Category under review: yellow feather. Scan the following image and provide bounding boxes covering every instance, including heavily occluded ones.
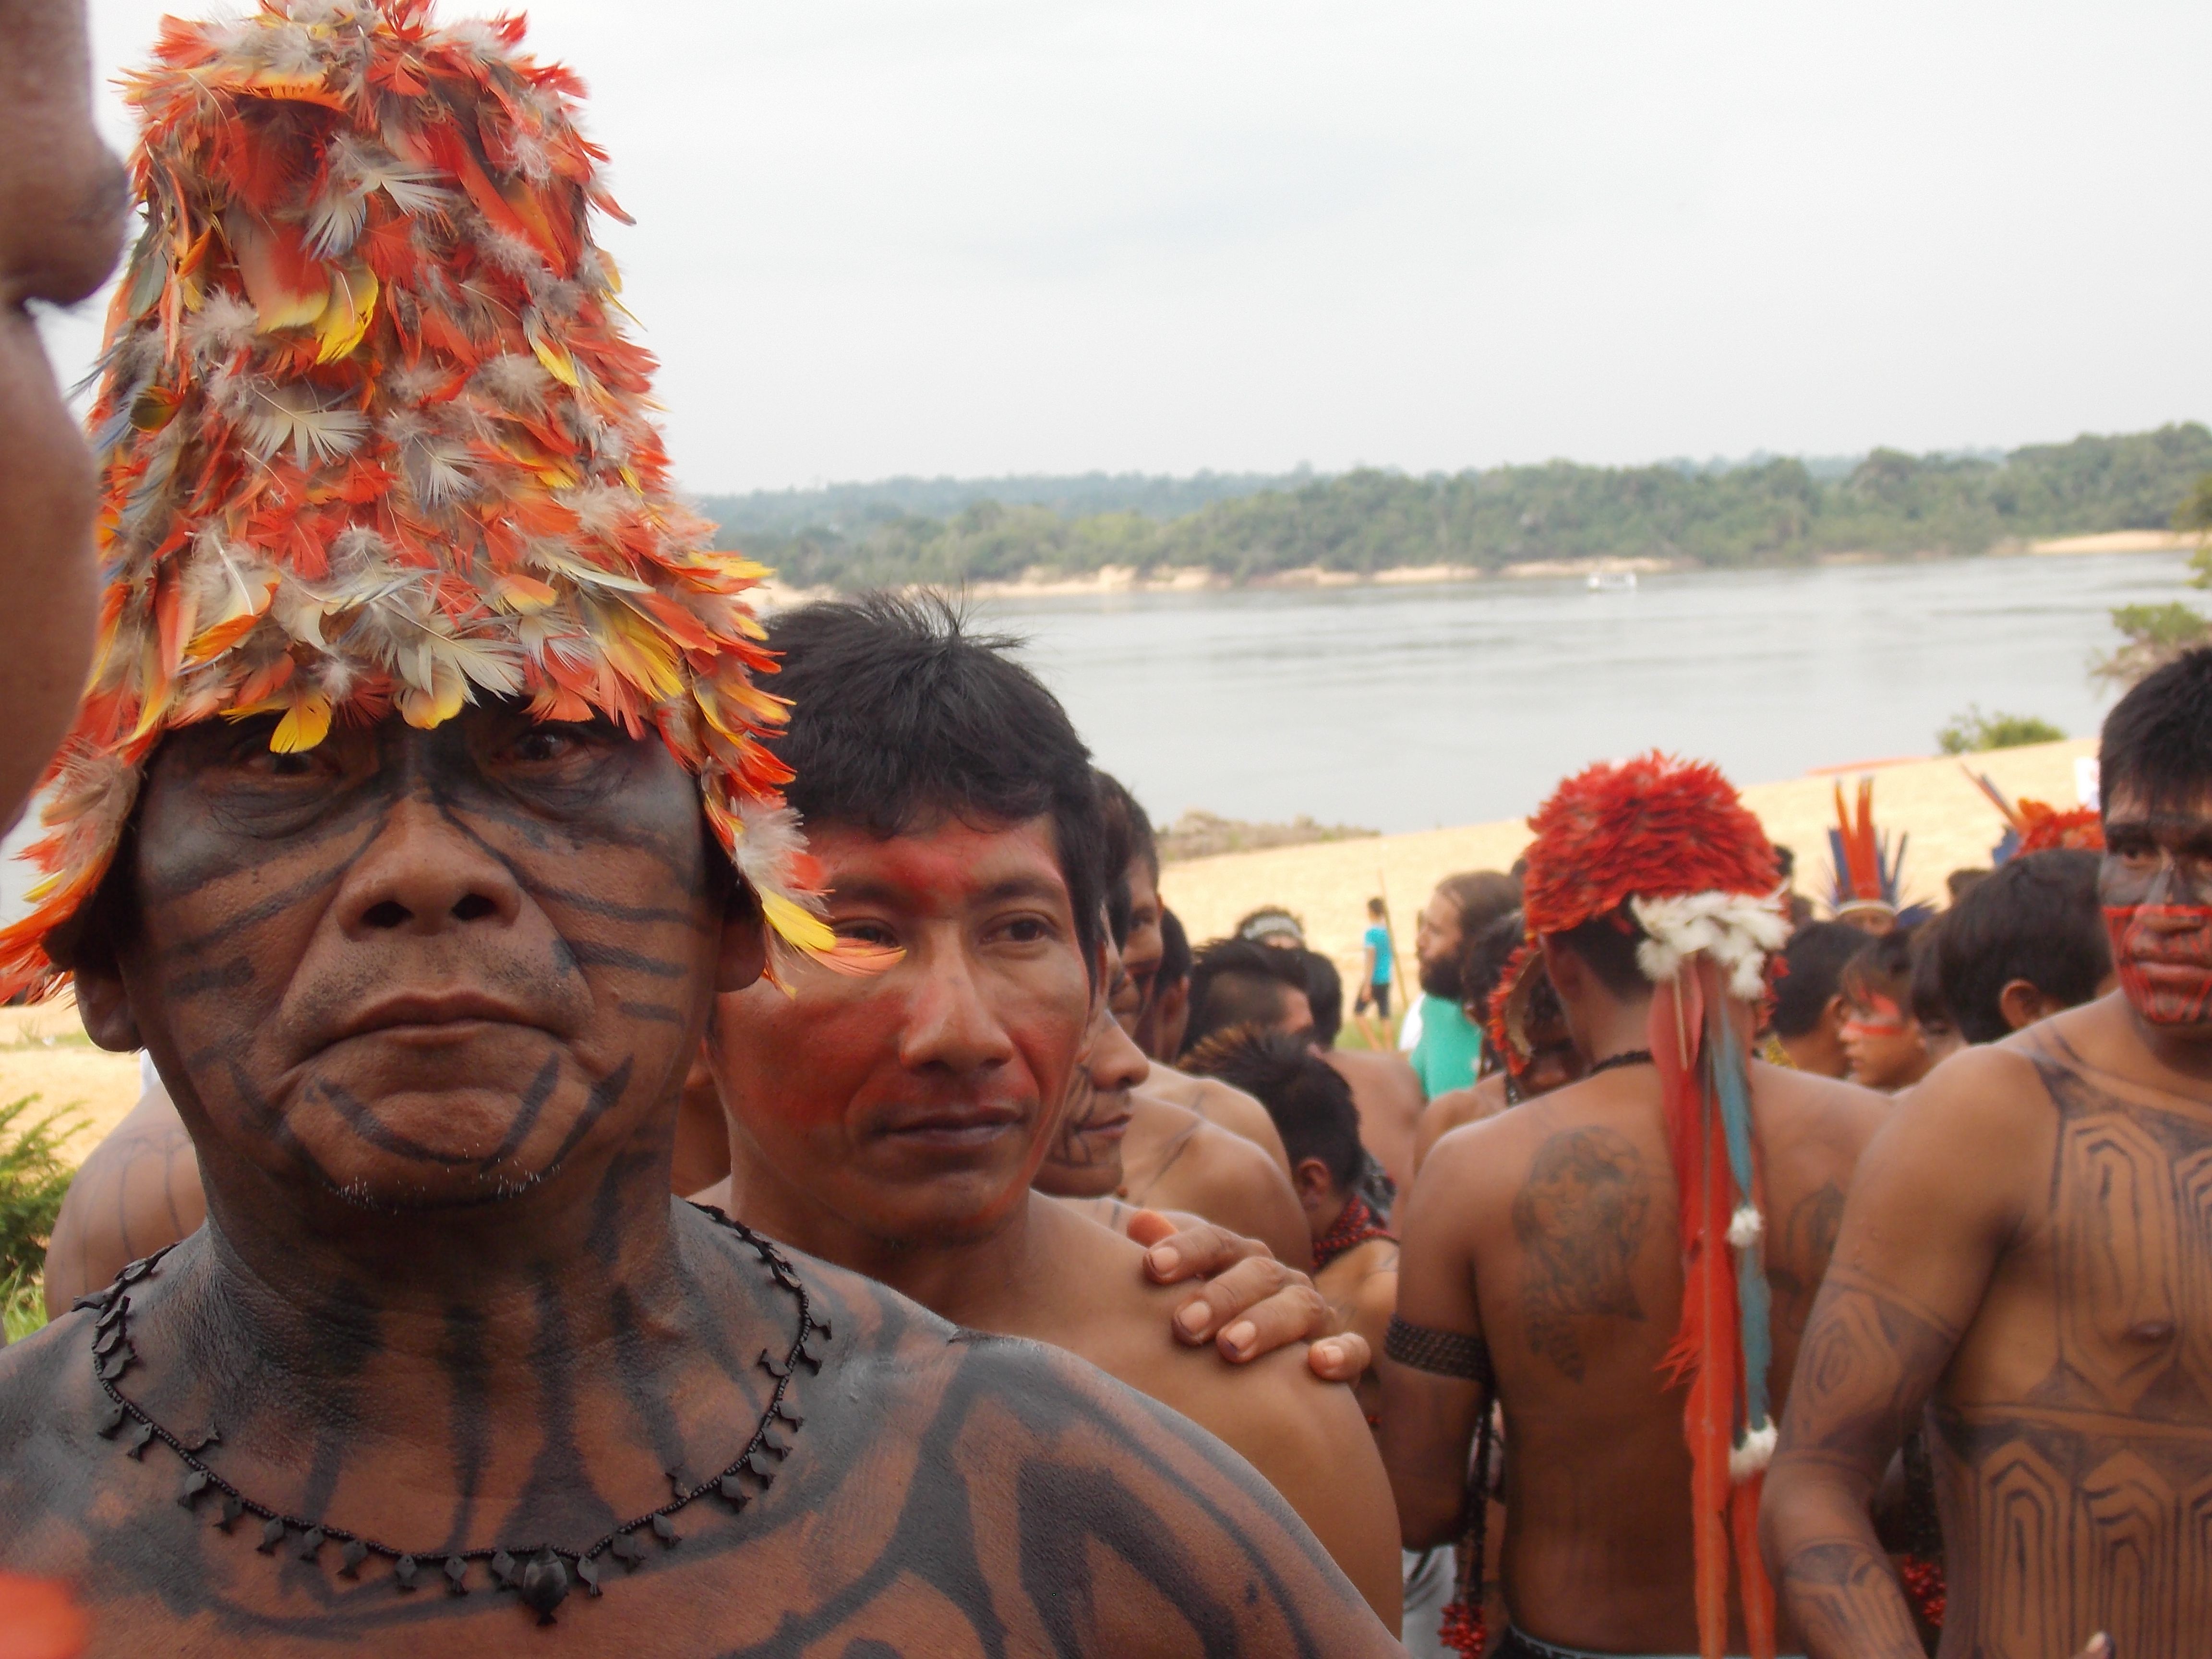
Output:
[314,261,379,363]
[760,891,837,955]
[271,694,333,753]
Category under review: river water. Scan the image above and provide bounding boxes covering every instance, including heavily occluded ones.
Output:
[982,551,2188,836]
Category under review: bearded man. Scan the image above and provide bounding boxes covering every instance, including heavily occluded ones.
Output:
[1762,650,2212,1659]
[0,10,1398,1654]
[1384,756,1888,1659]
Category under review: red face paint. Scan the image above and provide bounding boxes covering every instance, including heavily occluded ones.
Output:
[2104,904,2212,1027]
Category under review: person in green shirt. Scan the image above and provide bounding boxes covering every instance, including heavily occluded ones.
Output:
[1406,871,1520,1097]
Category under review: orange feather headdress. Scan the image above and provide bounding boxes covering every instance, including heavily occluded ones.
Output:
[0,0,837,998]
[1522,754,1786,1659]
[1963,766,2105,859]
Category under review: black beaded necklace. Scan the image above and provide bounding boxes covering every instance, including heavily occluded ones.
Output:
[77,1204,825,1625]
[1587,1048,1656,1076]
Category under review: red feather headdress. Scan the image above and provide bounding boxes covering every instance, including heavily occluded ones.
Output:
[0,0,842,998]
[1523,754,1785,1659]
[2017,802,2104,855]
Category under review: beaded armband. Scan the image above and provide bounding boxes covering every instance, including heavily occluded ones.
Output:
[1384,1316,1494,1385]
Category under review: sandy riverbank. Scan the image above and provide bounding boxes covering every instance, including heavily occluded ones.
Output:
[744,536,2202,611]
[1160,737,2097,999]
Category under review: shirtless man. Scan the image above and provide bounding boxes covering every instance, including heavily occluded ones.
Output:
[0,0,127,823]
[1384,756,1888,1658]
[1096,781,1295,1175]
[1413,909,1588,1171]
[1190,1030,1398,1419]
[698,594,1402,1629]
[0,14,1396,1649]
[1762,650,2212,1659]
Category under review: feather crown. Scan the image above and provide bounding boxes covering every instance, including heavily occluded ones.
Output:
[0,0,830,998]
[1827,778,1905,914]
[1520,753,1779,944]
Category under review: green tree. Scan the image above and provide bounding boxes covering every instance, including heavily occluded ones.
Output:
[2177,470,2212,589]
[1936,704,2067,755]
[2092,601,2212,691]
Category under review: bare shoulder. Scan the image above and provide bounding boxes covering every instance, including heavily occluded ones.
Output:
[1749,1060,1893,1186]
[1326,1048,1422,1099]
[1186,1075,1292,1165]
[798,1247,1395,1652]
[0,1306,114,1551]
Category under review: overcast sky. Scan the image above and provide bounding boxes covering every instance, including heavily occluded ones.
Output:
[45,0,2212,495]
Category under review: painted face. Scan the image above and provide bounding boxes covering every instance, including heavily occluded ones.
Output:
[1038,939,1150,1199]
[2099,790,2212,1032]
[1840,990,1929,1092]
[714,816,1093,1246]
[94,707,737,1211]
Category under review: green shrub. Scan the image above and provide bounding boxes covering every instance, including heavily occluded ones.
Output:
[0,1096,79,1340]
[2093,601,2212,690]
[1937,705,2068,755]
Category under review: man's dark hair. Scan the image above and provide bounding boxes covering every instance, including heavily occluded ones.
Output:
[1157,907,1192,988]
[1771,921,1866,1038]
[1839,925,1916,1008]
[1181,937,1310,1057]
[1184,1028,1363,1191]
[1937,850,2111,1044]
[1549,907,1650,1000]
[1455,909,1527,1022]
[1301,950,1344,1047]
[2102,645,2212,813]
[1909,914,1952,1031]
[1095,772,1157,882]
[766,592,1105,976]
[1423,870,1522,998]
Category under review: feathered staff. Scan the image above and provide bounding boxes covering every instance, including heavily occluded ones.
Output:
[1523,755,1787,1659]
[0,0,863,997]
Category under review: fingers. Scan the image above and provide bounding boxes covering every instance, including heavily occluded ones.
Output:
[2077,1636,2114,1659]
[1142,1220,1267,1286]
[1169,1257,1330,1362]
[1308,1333,1372,1383]
[1124,1209,1178,1250]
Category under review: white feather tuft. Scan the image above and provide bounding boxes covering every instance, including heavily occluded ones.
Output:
[1730,1425,1778,1482]
[1630,890,1791,999]
[1726,1204,1764,1250]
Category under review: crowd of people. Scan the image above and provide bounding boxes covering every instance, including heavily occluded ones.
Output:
[0,5,2206,1658]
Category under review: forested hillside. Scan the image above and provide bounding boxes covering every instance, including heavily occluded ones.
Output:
[697,423,2212,590]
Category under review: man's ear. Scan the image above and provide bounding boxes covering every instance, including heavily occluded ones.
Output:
[1999,979,2061,1032]
[1819,993,1851,1038]
[71,963,142,1053]
[716,882,768,994]
[1537,934,1580,999]
[1291,1156,1334,1203]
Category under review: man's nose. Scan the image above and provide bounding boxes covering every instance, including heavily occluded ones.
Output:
[334,790,523,938]
[898,945,1015,1075]
[1088,1008,1149,1092]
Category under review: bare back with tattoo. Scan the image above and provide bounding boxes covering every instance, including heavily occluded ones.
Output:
[1766,996,2212,1658]
[1394,1060,1884,1650]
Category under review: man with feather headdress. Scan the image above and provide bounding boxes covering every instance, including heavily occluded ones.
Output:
[1381,754,1888,1659]
[0,7,1402,1653]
